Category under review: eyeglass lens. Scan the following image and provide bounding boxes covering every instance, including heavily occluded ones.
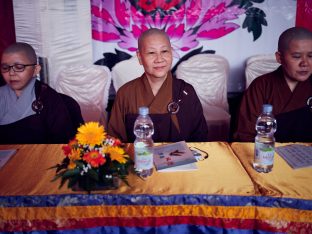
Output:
[0,64,36,73]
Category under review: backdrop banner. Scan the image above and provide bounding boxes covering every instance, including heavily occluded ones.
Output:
[91,0,296,92]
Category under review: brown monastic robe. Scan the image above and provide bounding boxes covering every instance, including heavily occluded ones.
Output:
[108,73,208,143]
[234,66,312,142]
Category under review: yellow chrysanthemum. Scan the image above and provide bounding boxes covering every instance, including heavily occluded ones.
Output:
[76,122,106,147]
[68,148,82,161]
[106,146,129,164]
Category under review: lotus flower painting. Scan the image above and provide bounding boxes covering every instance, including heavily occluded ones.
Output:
[91,0,267,67]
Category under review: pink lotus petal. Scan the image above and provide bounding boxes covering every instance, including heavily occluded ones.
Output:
[144,12,171,29]
[131,25,149,39]
[218,5,246,21]
[132,25,142,39]
[92,15,119,34]
[166,24,185,38]
[118,32,139,51]
[91,5,114,24]
[197,26,237,39]
[131,5,146,25]
[170,5,185,25]
[202,2,226,24]
[171,30,199,52]
[186,0,201,28]
[115,0,130,28]
[92,31,120,42]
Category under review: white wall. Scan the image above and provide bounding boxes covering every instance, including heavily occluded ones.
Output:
[212,0,296,92]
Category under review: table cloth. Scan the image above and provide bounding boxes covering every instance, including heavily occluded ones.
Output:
[0,142,311,233]
[230,142,312,199]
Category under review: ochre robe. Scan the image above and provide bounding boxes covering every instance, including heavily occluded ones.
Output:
[108,73,208,143]
[234,66,312,142]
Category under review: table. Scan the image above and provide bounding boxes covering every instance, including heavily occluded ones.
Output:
[0,142,311,233]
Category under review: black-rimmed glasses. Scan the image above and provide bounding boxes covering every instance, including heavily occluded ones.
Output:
[1,64,36,73]
[189,147,209,161]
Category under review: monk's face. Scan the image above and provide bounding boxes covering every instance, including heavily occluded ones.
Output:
[137,33,173,81]
[276,39,312,83]
[1,51,40,97]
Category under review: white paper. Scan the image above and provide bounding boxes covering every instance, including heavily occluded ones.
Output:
[276,145,312,169]
[153,141,198,171]
[157,163,198,172]
[0,149,16,169]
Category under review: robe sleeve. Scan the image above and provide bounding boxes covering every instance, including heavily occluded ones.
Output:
[107,89,128,142]
[190,89,209,142]
[179,83,208,142]
[233,78,266,142]
[43,87,76,143]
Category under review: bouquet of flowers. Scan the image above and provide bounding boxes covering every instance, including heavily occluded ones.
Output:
[51,122,132,193]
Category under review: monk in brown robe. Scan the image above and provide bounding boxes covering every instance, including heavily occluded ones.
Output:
[108,28,208,143]
[234,27,312,142]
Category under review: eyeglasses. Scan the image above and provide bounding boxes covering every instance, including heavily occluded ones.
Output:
[189,147,209,161]
[1,64,36,73]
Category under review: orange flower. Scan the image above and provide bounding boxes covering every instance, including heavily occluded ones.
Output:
[83,150,106,168]
[68,161,76,169]
[106,146,129,164]
[68,138,78,147]
[113,138,122,147]
[69,148,82,161]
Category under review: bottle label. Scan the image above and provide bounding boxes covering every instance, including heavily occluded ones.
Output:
[134,142,153,170]
[254,142,274,165]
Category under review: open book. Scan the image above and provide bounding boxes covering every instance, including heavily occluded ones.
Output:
[153,141,197,171]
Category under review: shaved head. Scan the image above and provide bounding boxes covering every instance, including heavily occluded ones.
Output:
[138,28,171,51]
[2,42,37,63]
[278,27,312,53]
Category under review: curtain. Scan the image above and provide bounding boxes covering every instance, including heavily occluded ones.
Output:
[0,0,16,86]
[296,0,312,31]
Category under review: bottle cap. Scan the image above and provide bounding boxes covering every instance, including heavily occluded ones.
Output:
[139,106,149,115]
[262,104,273,113]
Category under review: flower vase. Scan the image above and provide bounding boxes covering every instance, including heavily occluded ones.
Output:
[96,174,120,190]
[72,175,120,192]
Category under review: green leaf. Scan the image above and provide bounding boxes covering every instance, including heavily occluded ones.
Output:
[228,0,252,9]
[62,168,80,179]
[87,169,99,181]
[68,176,79,188]
[243,7,267,41]
[47,165,59,169]
[50,171,66,182]
[251,0,265,3]
[75,161,85,168]
[229,0,265,8]
[119,175,131,187]
[59,177,69,188]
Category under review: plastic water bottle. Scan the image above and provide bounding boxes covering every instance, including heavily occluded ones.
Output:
[134,106,154,178]
[253,104,277,173]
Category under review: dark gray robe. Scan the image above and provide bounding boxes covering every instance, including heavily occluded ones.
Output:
[0,80,83,144]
